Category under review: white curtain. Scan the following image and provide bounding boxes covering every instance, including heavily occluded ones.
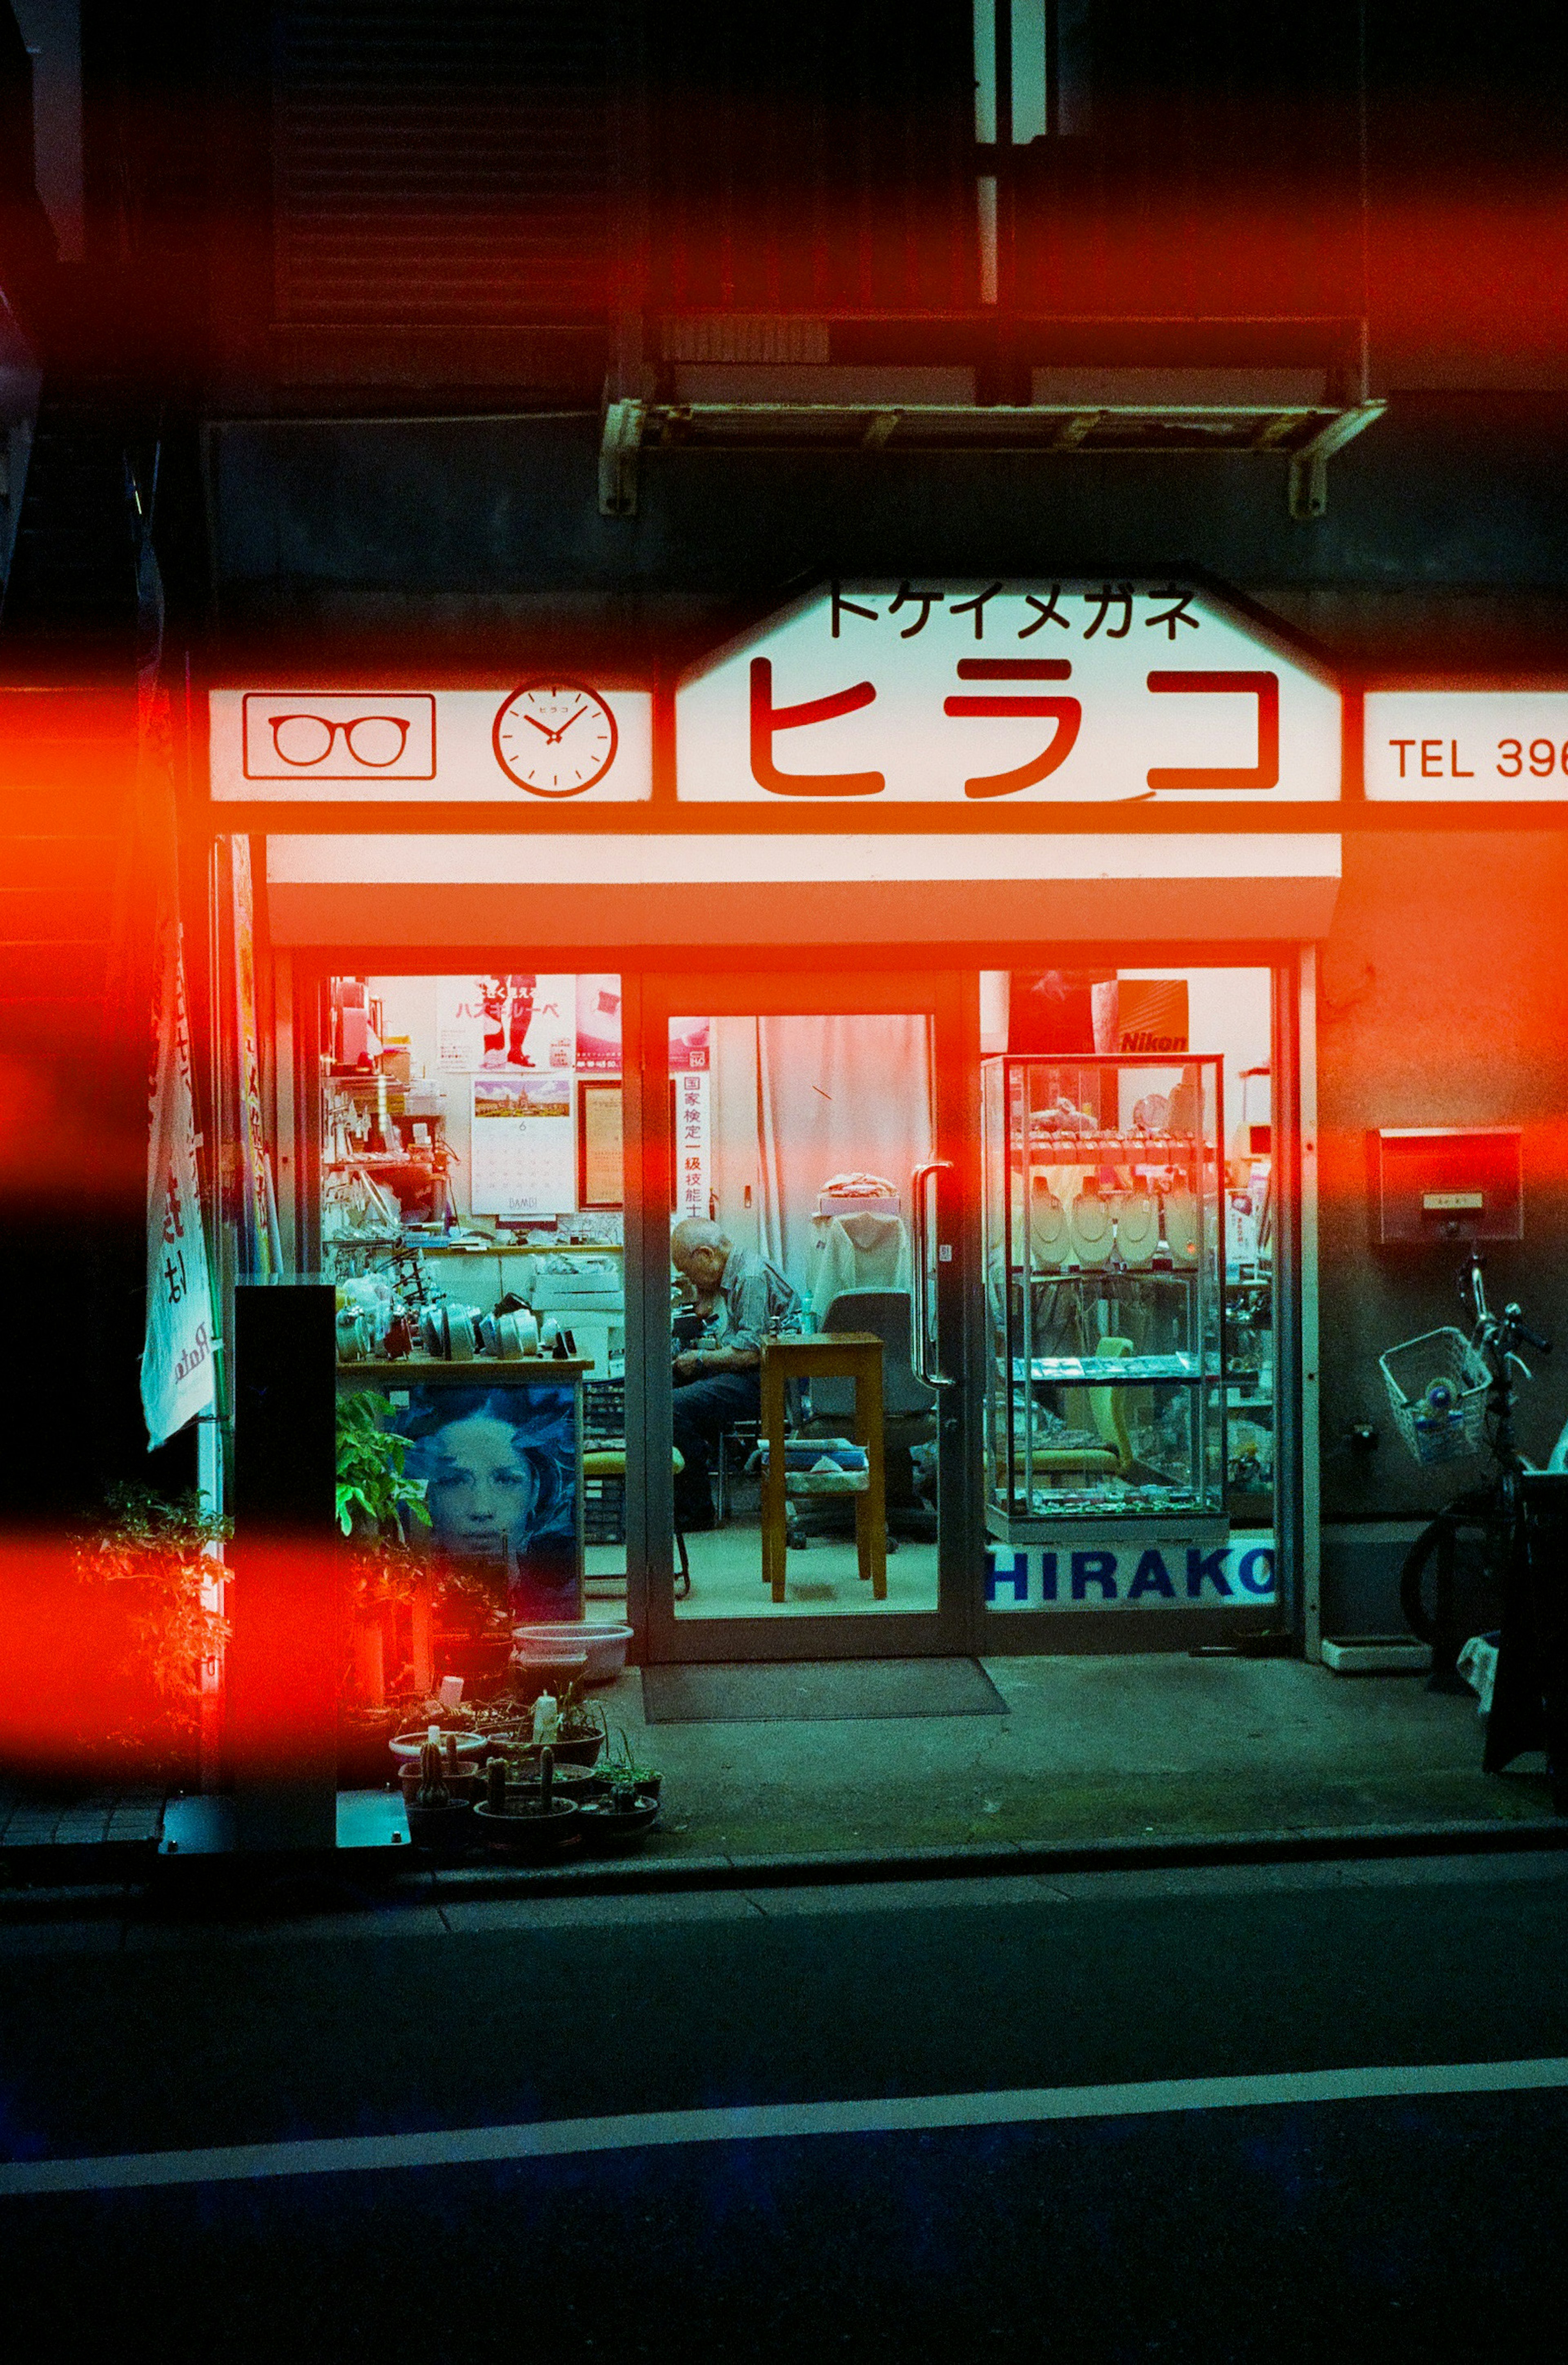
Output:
[756,1014,935,1296]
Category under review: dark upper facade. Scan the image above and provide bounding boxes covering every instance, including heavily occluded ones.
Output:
[2,0,1566,680]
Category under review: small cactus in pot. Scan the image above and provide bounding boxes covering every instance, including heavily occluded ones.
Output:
[416,1733,449,1809]
[405,1724,474,1855]
[473,1739,583,1857]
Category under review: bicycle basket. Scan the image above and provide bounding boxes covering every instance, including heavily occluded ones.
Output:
[1379,1327,1492,1467]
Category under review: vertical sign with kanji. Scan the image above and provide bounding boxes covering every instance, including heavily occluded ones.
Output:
[681,1055,719,1229]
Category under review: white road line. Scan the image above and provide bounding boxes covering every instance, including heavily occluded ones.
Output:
[4,2059,1567,2197]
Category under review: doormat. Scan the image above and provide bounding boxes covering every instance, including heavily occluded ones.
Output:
[640,1659,1008,1724]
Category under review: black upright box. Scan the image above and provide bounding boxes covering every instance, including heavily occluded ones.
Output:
[230,1281,339,1851]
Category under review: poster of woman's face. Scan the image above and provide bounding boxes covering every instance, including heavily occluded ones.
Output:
[389,1382,579,1620]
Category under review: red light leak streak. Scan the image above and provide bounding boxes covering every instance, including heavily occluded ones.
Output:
[1,687,166,1217]
[0,1538,345,1782]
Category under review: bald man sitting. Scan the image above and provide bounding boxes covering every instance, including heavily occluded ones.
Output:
[668,1218,800,1531]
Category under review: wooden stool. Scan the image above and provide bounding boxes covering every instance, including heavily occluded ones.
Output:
[759,1333,887,1603]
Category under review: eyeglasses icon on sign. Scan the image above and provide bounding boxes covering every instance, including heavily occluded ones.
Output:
[266,713,412,768]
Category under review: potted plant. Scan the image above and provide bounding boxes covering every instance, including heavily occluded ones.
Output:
[404,1730,474,1855]
[581,1751,660,1844]
[67,1485,232,1788]
[336,1390,432,1782]
[517,1675,607,1769]
[610,1726,663,1802]
[397,1726,481,1806]
[472,1746,583,1859]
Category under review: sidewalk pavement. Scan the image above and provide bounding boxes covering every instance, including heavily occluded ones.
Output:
[599,1652,1562,1864]
[3,1653,1561,1895]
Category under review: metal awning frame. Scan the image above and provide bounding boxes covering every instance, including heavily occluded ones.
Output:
[598,396,1385,520]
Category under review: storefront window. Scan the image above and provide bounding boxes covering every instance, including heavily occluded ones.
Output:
[322,972,627,1680]
[312,960,1280,1664]
[670,1011,940,1621]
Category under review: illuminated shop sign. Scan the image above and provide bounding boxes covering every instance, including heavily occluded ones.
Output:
[678,581,1340,805]
[208,686,654,803]
[986,1536,1277,1610]
[1365,693,1568,799]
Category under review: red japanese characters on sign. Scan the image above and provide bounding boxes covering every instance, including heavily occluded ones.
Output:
[677,580,1337,806]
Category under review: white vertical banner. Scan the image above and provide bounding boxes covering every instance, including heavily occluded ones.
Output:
[676,1067,711,1224]
[141,900,217,1449]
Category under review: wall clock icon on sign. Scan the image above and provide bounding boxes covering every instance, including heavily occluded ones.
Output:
[491,680,619,797]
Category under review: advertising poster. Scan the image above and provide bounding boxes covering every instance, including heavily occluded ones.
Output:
[579,1082,623,1207]
[375,1378,580,1621]
[470,1073,576,1215]
[437,975,576,1073]
[575,974,623,1071]
[669,1015,710,1071]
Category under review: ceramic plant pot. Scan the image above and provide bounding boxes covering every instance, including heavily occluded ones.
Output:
[580,1793,659,1844]
[404,1797,476,1855]
[471,1797,583,1860]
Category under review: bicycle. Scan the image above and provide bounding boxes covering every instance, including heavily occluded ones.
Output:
[1385,1254,1567,1812]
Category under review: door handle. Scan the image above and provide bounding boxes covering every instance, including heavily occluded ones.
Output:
[911,1158,956,1391]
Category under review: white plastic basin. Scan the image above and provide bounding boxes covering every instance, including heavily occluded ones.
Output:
[512,1620,633,1685]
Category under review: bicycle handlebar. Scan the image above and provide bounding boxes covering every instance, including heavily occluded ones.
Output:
[1507,1309,1552,1356]
[1462,1256,1551,1369]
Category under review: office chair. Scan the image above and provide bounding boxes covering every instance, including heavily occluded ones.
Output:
[789,1288,939,1549]
[1025,1334,1135,1487]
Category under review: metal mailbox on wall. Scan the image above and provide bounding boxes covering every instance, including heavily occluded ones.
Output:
[1371,1128,1524,1244]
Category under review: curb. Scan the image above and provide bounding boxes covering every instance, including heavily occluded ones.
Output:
[6,1812,1563,1915]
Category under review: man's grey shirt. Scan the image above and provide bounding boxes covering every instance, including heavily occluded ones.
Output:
[706,1246,801,1354]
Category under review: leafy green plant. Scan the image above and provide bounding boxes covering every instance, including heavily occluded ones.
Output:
[336,1390,431,1544]
[555,1675,608,1743]
[611,1724,661,1789]
[70,1485,232,1770]
[336,1395,434,1719]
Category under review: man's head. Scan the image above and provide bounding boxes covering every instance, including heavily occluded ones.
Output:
[670,1217,731,1293]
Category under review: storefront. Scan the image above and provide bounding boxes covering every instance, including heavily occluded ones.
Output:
[203,576,1348,1688]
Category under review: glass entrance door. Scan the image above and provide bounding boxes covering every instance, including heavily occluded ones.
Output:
[628,970,980,1663]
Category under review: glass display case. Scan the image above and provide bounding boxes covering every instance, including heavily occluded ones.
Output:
[1221,1053,1274,1524]
[982,1054,1227,1542]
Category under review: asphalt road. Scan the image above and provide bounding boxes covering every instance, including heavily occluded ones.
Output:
[3,1851,1567,2360]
